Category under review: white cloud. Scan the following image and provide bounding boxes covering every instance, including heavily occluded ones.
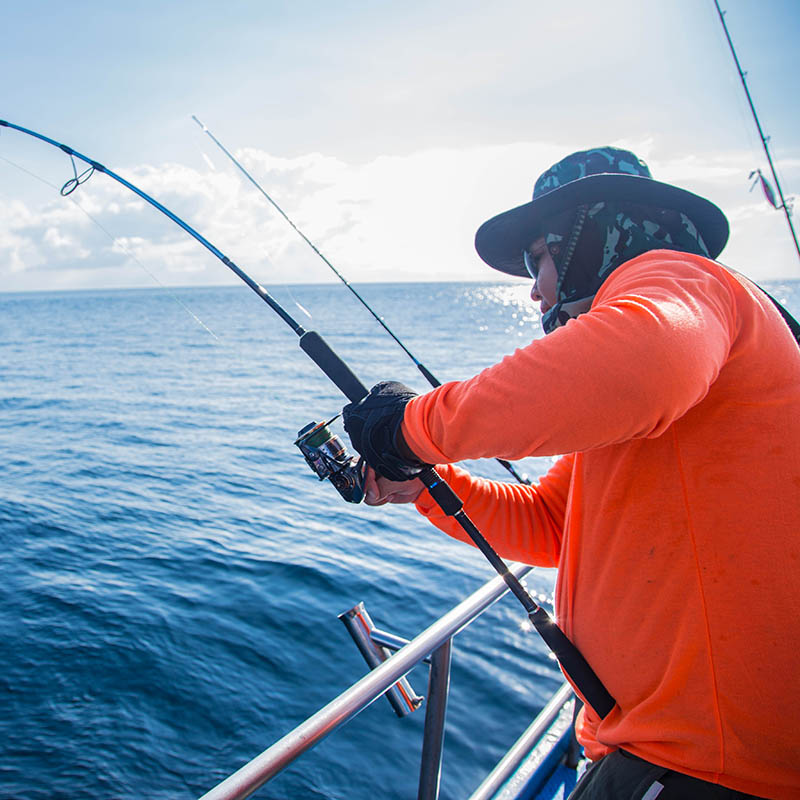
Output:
[43,226,76,249]
[1,136,798,293]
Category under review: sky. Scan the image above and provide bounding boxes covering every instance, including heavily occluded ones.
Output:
[1,0,799,293]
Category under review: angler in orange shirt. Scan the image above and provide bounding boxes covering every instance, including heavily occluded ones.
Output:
[342,147,800,800]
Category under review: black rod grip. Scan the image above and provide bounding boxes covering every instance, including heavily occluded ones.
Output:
[528,607,616,718]
[419,467,462,515]
[421,470,535,610]
[299,331,369,402]
[420,467,617,719]
[416,362,441,388]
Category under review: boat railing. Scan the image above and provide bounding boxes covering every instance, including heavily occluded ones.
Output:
[198,561,572,800]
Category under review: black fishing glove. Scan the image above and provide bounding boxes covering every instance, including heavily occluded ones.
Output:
[342,381,429,482]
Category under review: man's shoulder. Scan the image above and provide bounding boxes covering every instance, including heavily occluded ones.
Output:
[595,250,734,303]
[615,249,726,279]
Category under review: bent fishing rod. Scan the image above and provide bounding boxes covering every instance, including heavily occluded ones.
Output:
[0,119,614,719]
[192,115,530,486]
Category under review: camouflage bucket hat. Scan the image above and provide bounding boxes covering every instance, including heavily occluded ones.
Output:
[474,147,729,277]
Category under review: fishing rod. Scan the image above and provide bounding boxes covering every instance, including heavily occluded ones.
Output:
[713,0,800,263]
[0,119,614,720]
[191,115,531,486]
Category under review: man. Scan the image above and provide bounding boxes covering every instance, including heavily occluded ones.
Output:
[343,148,800,799]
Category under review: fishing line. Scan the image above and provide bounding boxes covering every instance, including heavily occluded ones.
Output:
[0,119,615,720]
[196,144,314,326]
[191,115,531,485]
[0,152,220,341]
[0,119,359,386]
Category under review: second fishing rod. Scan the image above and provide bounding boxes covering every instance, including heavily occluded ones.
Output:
[192,115,530,486]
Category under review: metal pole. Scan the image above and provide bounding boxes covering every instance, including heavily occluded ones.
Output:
[468,682,574,800]
[713,0,800,262]
[198,564,531,800]
[339,602,423,717]
[417,639,453,800]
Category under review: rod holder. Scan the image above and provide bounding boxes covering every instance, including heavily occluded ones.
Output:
[339,602,423,718]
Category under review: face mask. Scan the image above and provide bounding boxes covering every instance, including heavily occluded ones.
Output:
[539,202,711,334]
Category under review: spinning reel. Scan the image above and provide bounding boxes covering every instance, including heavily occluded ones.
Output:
[295,416,366,504]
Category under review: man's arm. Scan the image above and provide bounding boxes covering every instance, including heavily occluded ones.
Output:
[408,456,574,567]
[402,253,736,465]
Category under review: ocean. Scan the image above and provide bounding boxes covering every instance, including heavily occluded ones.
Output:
[2,278,798,800]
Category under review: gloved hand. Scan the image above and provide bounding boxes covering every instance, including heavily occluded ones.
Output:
[342,381,429,481]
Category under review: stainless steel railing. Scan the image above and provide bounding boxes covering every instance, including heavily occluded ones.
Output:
[198,562,535,800]
[469,683,574,800]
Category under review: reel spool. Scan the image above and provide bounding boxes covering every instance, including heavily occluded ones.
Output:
[295,417,366,504]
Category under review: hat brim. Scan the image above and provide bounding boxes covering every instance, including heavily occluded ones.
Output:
[474,173,730,277]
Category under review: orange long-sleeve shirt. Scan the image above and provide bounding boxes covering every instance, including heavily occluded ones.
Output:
[402,251,800,799]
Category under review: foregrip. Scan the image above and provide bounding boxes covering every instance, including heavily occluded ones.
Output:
[299,330,369,402]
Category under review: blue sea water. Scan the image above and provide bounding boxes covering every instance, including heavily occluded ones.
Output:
[1,278,799,800]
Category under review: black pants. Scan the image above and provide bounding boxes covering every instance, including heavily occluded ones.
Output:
[567,749,768,800]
